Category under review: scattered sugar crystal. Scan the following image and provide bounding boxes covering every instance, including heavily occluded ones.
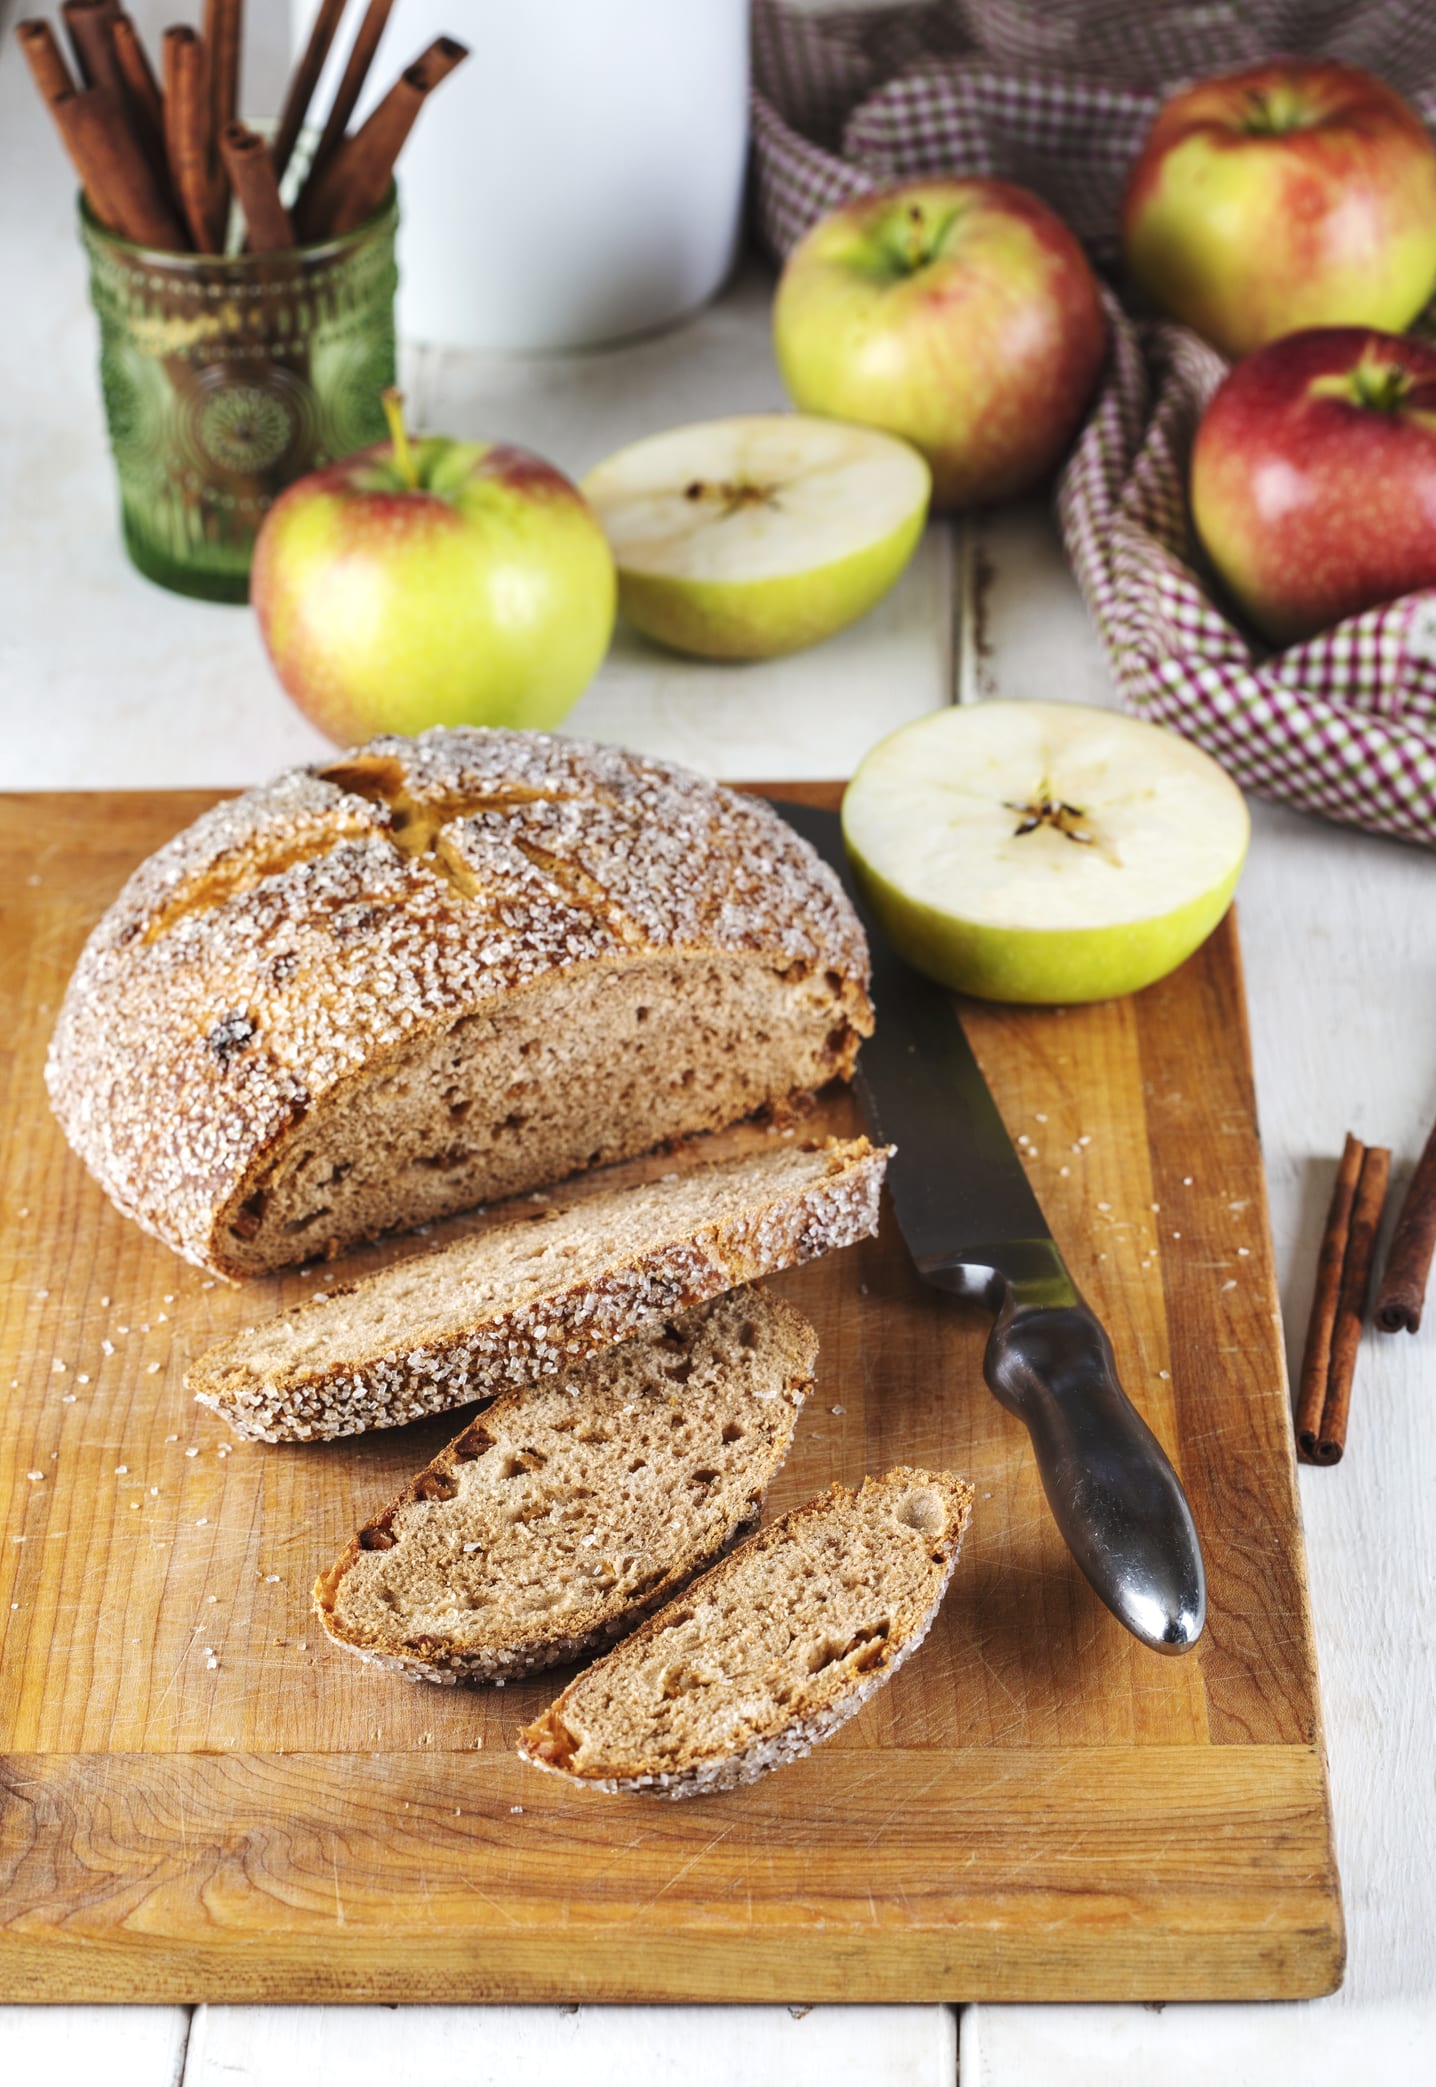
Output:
[195,1517,208,1527]
[61,1394,76,1404]
[1035,1113,1048,1123]
[147,1363,161,1375]
[164,1434,178,1443]
[115,1465,128,1475]
[37,1289,49,1301]
[26,1471,43,1483]
[1059,1166,1070,1178]
[184,1447,199,1458]
[1096,1201,1111,1212]
[77,1374,89,1384]
[1221,1279,1237,1292]
[1158,1370,1171,1381]
[1237,1247,1250,1258]
[830,1405,845,1416]
[162,1295,174,1304]
[51,1359,66,1374]
[1172,1232,1181,1240]
[101,1340,114,1356]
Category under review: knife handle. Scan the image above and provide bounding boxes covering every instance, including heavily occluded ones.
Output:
[983,1289,1206,1654]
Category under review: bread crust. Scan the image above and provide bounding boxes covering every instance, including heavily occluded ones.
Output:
[46,729,871,1277]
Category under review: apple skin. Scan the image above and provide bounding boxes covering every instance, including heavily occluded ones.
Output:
[1190,327,1436,645]
[1122,61,1436,360]
[772,179,1107,510]
[845,849,1243,1005]
[251,437,616,746]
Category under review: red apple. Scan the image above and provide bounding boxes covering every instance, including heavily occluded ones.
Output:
[252,393,615,747]
[1122,61,1436,360]
[772,179,1107,510]
[1190,327,1436,644]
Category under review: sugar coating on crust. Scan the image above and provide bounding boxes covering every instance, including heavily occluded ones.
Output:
[518,1466,974,1798]
[45,729,870,1274]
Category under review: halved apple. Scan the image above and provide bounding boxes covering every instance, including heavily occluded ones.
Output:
[581,415,930,660]
[843,701,1250,1004]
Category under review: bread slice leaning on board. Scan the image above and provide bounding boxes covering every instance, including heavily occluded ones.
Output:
[46,728,872,1278]
[313,1288,816,1685]
[519,1466,974,1798]
[190,1137,888,1442]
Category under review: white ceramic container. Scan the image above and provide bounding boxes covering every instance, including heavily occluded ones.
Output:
[292,0,750,350]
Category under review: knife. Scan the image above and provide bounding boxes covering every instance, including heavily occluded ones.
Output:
[777,799,1206,1655]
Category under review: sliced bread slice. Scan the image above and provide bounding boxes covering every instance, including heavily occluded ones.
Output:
[518,1466,973,1799]
[190,1137,885,1442]
[313,1286,816,1685]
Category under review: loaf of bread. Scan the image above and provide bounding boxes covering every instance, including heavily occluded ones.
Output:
[190,1137,886,1442]
[46,729,871,1278]
[313,1288,816,1684]
[519,1466,974,1798]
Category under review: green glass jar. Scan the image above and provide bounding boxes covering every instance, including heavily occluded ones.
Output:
[81,191,398,603]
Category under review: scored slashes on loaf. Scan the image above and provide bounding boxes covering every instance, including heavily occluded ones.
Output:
[46,728,872,1278]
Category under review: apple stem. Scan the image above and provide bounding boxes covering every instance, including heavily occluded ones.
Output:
[381,387,419,490]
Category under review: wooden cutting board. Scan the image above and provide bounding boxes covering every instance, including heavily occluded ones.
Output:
[0,783,1341,2003]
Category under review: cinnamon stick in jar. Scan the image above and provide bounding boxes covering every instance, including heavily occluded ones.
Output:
[17,18,78,104]
[61,0,126,100]
[295,35,467,240]
[307,0,396,190]
[163,26,221,254]
[1296,1133,1391,1464]
[270,0,348,186]
[111,12,168,178]
[1374,1115,1436,1333]
[220,120,295,253]
[203,0,242,137]
[50,84,188,248]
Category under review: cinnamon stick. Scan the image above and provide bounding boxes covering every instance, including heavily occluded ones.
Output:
[307,0,394,190]
[61,0,125,99]
[1374,1114,1436,1333]
[296,35,467,240]
[270,0,349,186]
[110,13,169,186]
[203,0,241,136]
[1296,1134,1391,1465]
[220,121,295,253]
[16,18,77,103]
[163,26,219,254]
[49,83,187,248]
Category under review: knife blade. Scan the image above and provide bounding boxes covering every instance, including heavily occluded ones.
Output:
[776,798,1206,1655]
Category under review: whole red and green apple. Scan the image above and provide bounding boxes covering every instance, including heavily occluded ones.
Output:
[1190,327,1436,644]
[1122,61,1436,360]
[772,178,1108,511]
[251,393,616,746]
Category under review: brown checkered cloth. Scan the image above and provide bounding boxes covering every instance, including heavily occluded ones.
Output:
[752,0,1436,847]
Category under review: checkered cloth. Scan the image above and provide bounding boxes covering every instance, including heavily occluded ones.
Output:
[752,0,1436,847]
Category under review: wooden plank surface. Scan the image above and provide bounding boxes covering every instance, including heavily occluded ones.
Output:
[0,786,1342,2001]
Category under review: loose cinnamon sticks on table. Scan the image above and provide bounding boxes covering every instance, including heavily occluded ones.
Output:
[17,2,468,256]
[1374,1115,1436,1334]
[1295,1132,1391,1465]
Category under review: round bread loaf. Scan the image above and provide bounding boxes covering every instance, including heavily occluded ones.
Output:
[47,728,872,1278]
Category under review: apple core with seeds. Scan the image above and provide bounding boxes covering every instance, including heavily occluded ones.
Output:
[842,702,1250,1004]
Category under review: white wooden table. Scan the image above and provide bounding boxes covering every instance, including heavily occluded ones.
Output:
[3,5,1434,2080]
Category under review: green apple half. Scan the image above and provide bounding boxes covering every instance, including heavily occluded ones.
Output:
[581,415,930,660]
[843,702,1250,1004]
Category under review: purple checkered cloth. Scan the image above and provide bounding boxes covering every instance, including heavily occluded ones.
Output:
[752,0,1436,847]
